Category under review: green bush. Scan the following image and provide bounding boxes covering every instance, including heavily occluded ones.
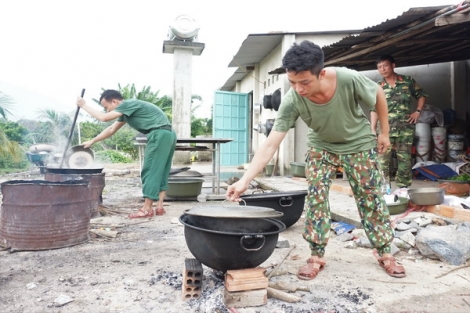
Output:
[95,150,133,163]
[0,153,29,169]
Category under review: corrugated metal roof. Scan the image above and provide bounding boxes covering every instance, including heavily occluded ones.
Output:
[219,2,470,90]
[323,3,470,70]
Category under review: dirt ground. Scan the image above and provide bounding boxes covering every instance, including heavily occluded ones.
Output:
[1,163,470,313]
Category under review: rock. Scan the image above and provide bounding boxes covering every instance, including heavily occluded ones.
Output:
[351,229,367,239]
[393,238,412,249]
[396,222,411,231]
[414,217,432,227]
[276,240,290,248]
[344,241,358,249]
[415,223,470,265]
[53,294,74,307]
[355,237,372,248]
[337,232,354,242]
[26,282,37,290]
[398,231,416,247]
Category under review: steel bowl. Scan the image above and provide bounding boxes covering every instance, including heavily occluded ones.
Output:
[408,187,445,205]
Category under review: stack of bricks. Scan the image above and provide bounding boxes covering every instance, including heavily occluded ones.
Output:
[223,267,268,308]
[181,258,203,300]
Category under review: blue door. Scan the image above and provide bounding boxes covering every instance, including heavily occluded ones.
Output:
[213,91,249,166]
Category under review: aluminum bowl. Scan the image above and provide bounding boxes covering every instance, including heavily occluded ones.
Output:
[408,187,445,205]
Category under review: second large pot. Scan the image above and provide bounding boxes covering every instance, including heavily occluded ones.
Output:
[240,190,307,228]
[179,214,285,272]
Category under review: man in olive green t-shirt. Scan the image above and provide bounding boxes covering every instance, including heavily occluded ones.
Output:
[77,89,177,218]
[227,41,406,280]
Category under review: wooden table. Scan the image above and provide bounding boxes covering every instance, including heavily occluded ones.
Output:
[135,137,233,197]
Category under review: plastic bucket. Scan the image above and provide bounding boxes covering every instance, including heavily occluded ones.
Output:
[448,134,465,151]
[431,127,447,163]
[448,149,464,161]
[415,123,431,140]
[416,140,431,162]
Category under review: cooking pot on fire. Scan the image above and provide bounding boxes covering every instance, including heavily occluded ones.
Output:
[179,203,286,272]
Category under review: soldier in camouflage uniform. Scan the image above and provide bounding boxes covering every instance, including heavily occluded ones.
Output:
[372,55,428,188]
[227,41,406,280]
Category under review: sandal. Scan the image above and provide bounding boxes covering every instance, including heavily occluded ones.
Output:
[373,249,406,278]
[297,257,326,280]
[155,208,166,216]
[128,210,154,219]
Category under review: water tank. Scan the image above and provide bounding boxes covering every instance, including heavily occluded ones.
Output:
[168,15,199,41]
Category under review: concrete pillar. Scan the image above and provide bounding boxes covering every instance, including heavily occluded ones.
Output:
[163,40,205,164]
[173,48,193,139]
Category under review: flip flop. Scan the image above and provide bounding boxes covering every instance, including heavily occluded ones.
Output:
[155,208,166,216]
[128,210,154,219]
[297,258,326,280]
[373,249,406,278]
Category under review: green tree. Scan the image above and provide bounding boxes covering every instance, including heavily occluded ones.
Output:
[0,120,29,143]
[0,92,25,168]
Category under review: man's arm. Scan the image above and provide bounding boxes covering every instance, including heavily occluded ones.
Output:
[77,98,122,122]
[375,87,390,154]
[82,121,125,148]
[408,96,426,124]
[370,111,378,134]
[226,130,287,201]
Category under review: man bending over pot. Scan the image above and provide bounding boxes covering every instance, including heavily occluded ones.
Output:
[226,41,406,279]
[77,89,177,218]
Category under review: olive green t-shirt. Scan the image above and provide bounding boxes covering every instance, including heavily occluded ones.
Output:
[273,67,378,154]
[114,99,170,134]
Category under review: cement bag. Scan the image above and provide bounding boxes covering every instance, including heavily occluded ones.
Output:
[417,104,444,126]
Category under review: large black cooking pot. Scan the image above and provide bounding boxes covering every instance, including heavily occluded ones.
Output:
[240,190,307,228]
[45,167,104,174]
[179,213,285,272]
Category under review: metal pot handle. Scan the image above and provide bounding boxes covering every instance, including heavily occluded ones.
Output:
[251,188,266,194]
[279,196,294,207]
[240,235,265,251]
[222,199,246,206]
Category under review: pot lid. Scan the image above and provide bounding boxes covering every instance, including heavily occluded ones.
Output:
[65,146,94,168]
[184,202,283,219]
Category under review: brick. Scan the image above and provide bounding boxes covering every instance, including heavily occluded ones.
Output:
[182,258,203,300]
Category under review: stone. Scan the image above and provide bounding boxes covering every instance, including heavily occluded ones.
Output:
[414,217,432,227]
[53,294,74,307]
[276,240,290,248]
[415,223,470,265]
[393,238,412,249]
[337,232,354,242]
[398,231,416,247]
[344,241,358,249]
[396,222,411,231]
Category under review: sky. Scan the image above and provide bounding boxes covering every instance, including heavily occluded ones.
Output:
[0,0,454,121]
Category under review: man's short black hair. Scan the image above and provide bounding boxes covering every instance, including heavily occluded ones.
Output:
[376,55,395,65]
[99,90,123,102]
[282,40,324,76]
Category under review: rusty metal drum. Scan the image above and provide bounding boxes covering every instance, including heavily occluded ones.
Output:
[0,180,92,251]
[44,173,105,218]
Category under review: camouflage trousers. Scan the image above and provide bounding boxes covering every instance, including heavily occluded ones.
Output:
[303,148,393,257]
[378,133,414,188]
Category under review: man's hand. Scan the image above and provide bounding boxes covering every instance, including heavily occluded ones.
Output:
[376,133,391,154]
[226,179,250,202]
[81,140,94,149]
[407,111,420,124]
[76,97,86,108]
